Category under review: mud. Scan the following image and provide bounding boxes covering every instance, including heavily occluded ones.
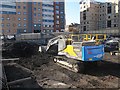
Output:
[3,52,120,89]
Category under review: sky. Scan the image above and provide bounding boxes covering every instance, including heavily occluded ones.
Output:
[65,0,105,25]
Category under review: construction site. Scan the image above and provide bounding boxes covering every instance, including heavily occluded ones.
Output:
[1,33,120,89]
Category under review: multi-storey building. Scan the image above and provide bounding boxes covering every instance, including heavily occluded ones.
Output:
[54,1,65,32]
[99,0,118,30]
[80,0,99,32]
[118,1,120,30]
[0,0,17,35]
[1,0,65,35]
[80,0,118,34]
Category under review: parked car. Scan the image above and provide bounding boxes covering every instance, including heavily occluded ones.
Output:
[104,41,119,52]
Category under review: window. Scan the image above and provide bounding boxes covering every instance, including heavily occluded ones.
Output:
[18,18,21,20]
[7,18,10,20]
[23,12,27,15]
[34,13,36,16]
[56,20,59,24]
[34,24,36,27]
[56,15,59,19]
[24,18,26,20]
[23,6,26,9]
[18,6,20,9]
[114,24,117,27]
[1,17,4,21]
[83,26,86,31]
[1,24,4,27]
[7,24,10,27]
[24,24,26,27]
[38,2,40,5]
[18,12,21,14]
[7,30,10,33]
[34,2,36,5]
[38,8,40,11]
[38,13,40,16]
[18,24,21,27]
[34,8,36,11]
[107,20,111,27]
[24,29,26,32]
[60,11,63,14]
[55,2,59,4]
[56,6,59,9]
[107,4,112,14]
[108,16,110,19]
[38,19,40,22]
[56,11,59,14]
[83,13,86,20]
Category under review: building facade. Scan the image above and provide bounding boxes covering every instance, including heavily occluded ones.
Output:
[1,0,65,35]
[80,0,99,32]
[0,0,17,35]
[80,0,119,34]
[65,23,80,33]
[118,1,120,30]
[98,0,118,30]
[54,1,65,32]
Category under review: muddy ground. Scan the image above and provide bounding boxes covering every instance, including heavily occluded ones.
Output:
[4,52,120,89]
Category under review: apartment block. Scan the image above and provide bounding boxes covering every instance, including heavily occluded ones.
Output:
[0,0,17,35]
[99,0,118,30]
[118,1,120,29]
[54,1,65,32]
[80,0,99,32]
[80,0,118,33]
[1,0,65,35]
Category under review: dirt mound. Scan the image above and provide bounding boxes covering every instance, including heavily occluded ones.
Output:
[2,41,39,58]
[17,53,53,70]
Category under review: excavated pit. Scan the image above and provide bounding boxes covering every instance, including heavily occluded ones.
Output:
[2,41,120,89]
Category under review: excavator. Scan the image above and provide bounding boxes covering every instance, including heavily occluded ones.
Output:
[41,34,104,73]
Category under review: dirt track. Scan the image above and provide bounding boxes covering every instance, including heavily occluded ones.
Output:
[4,53,120,89]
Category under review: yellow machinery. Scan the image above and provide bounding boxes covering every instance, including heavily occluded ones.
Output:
[46,34,104,73]
[69,34,106,44]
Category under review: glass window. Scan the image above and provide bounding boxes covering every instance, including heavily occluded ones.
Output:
[7,24,10,27]
[23,12,27,15]
[55,2,59,4]
[24,24,26,27]
[34,8,36,11]
[34,2,36,5]
[56,20,59,24]
[7,18,10,20]
[18,18,21,20]
[1,17,4,21]
[56,6,59,9]
[24,18,26,20]
[24,29,26,32]
[38,8,40,10]
[34,24,36,27]
[56,15,59,19]
[60,11,63,14]
[38,19,40,22]
[56,11,59,14]
[38,13,40,16]
[18,6,21,9]
[34,13,36,16]
[18,24,21,27]
[7,30,10,33]
[18,12,21,14]
[1,24,4,27]
[23,6,26,9]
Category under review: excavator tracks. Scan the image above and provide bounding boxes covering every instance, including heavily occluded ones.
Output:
[53,56,84,73]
